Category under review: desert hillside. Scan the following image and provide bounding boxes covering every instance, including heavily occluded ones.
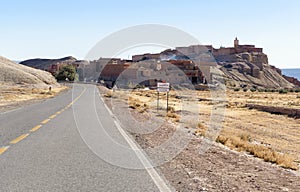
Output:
[0,56,58,87]
[0,56,66,111]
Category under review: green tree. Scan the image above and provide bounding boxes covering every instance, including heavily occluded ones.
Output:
[55,65,76,81]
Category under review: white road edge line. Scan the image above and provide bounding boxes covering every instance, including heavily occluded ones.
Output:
[113,119,172,192]
[96,87,172,192]
[99,95,114,116]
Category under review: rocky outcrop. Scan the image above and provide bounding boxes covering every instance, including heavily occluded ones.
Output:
[20,56,77,71]
[0,56,58,87]
[246,104,300,119]
[216,52,294,89]
[133,45,294,89]
[283,75,300,87]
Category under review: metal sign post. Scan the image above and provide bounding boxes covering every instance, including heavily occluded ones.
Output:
[157,91,159,112]
[166,91,169,112]
[157,82,170,113]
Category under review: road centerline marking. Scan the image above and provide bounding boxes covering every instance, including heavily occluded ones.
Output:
[49,114,56,119]
[1,87,87,156]
[30,125,42,132]
[41,119,50,124]
[0,146,10,155]
[10,134,29,144]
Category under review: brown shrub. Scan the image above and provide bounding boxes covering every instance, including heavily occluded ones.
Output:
[104,92,113,98]
[166,111,180,122]
[194,122,207,136]
[167,106,175,113]
[128,97,148,113]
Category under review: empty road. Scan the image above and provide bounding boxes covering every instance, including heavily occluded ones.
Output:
[0,84,172,192]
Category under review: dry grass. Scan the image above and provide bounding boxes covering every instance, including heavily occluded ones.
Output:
[0,86,68,107]
[108,88,300,170]
[194,122,208,136]
[216,134,298,170]
[128,96,149,113]
[166,111,180,122]
[226,90,300,109]
[104,91,113,98]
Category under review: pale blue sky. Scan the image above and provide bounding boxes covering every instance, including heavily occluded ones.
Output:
[0,0,299,68]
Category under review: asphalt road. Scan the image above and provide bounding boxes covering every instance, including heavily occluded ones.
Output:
[0,84,172,192]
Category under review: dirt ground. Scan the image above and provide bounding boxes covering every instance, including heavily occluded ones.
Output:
[138,129,300,192]
[99,86,300,191]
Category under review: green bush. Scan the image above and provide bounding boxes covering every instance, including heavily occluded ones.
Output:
[279,89,288,94]
[243,88,248,92]
[234,88,240,92]
[55,65,76,81]
[250,88,256,92]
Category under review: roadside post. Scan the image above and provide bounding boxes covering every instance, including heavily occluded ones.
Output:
[157,82,170,112]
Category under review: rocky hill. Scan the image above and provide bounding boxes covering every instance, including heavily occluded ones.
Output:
[215,52,295,89]
[133,43,297,89]
[0,56,58,87]
[20,56,77,71]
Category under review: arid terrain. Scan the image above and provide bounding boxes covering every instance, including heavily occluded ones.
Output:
[1,55,299,191]
[0,56,67,113]
[99,86,300,191]
[0,84,68,113]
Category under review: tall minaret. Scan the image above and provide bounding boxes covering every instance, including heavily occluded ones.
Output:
[234,37,239,48]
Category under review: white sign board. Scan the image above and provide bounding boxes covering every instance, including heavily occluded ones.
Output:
[157,82,170,92]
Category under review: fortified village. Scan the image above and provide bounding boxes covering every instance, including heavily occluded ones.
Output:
[20,38,299,89]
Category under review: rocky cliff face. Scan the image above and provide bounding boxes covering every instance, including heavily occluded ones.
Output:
[215,52,295,89]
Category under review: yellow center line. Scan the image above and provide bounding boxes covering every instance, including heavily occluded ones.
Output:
[0,146,9,155]
[49,114,56,119]
[10,134,29,144]
[0,87,87,156]
[41,119,50,124]
[30,125,42,132]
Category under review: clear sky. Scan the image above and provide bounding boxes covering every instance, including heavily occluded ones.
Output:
[0,0,299,68]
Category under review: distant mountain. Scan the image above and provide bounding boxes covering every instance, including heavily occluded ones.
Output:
[0,56,58,87]
[20,56,77,71]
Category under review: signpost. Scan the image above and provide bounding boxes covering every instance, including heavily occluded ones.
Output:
[157,83,170,112]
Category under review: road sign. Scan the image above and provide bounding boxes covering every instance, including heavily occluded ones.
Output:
[157,83,170,92]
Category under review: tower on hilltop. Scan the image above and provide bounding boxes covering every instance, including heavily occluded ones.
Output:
[234,37,239,48]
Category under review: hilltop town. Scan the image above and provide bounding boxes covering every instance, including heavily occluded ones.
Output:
[20,38,299,89]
